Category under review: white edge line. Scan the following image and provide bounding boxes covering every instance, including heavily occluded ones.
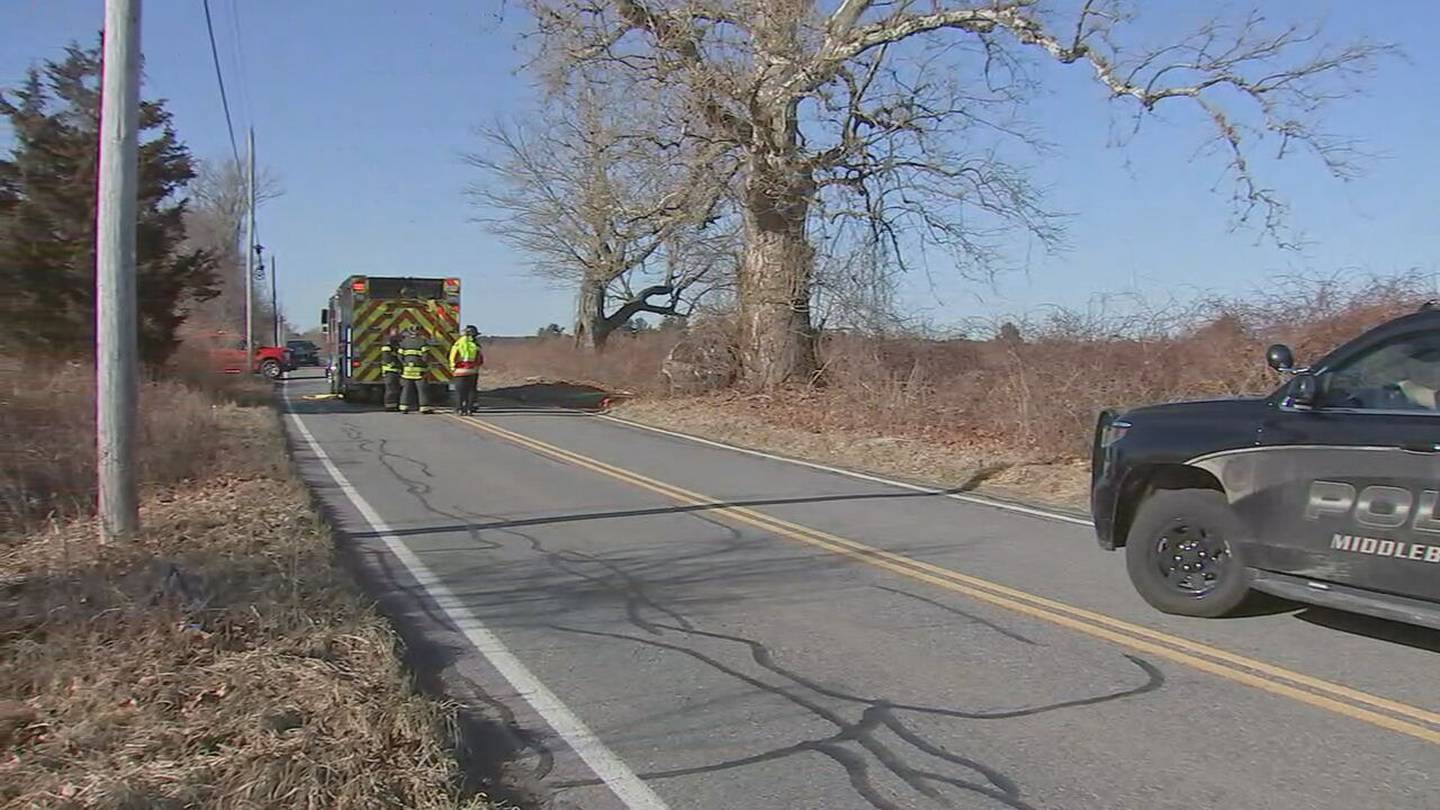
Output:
[596,413,1094,528]
[282,387,669,810]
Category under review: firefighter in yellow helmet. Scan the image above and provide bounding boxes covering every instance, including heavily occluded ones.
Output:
[380,328,403,412]
[397,328,434,414]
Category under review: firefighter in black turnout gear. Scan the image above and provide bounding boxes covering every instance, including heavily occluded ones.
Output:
[398,329,434,414]
[380,329,402,412]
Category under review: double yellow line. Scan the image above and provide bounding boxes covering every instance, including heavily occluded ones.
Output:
[451,414,1440,745]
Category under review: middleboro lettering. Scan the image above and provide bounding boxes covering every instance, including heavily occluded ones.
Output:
[1330,534,1440,564]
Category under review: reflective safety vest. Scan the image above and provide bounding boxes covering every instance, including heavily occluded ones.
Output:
[380,343,400,375]
[449,336,482,375]
[399,346,427,380]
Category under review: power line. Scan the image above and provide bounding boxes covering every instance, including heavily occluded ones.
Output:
[226,0,252,127]
[201,0,240,165]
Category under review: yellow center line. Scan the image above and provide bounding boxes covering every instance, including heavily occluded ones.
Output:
[449,413,1440,745]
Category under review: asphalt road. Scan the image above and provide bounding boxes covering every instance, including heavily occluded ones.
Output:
[280,375,1440,810]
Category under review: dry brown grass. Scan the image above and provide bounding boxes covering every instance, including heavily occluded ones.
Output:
[0,349,272,535]
[0,405,488,809]
[483,333,680,395]
[614,393,1094,509]
[487,273,1431,509]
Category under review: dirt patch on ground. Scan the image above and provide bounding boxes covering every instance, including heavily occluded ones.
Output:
[610,393,1091,512]
[482,379,615,410]
[0,406,493,808]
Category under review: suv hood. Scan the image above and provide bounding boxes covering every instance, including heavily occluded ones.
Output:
[1119,396,1269,422]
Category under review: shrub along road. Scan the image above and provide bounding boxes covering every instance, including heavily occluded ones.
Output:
[283,377,1440,810]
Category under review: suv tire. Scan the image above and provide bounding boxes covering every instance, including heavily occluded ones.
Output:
[1125,489,1251,618]
[259,358,282,380]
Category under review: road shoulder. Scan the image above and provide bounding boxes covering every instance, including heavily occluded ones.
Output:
[1,401,489,808]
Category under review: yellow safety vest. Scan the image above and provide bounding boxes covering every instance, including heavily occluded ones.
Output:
[450,336,481,375]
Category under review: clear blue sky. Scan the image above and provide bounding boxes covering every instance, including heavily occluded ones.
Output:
[4,1,1438,335]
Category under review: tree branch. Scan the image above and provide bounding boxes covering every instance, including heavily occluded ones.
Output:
[603,283,678,326]
[806,1,1390,241]
[827,0,874,36]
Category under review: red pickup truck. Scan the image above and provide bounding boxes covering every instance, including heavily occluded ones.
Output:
[207,334,295,380]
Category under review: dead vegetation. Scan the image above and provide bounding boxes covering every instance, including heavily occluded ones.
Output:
[484,333,682,396]
[1,376,489,808]
[486,274,1431,508]
[0,347,270,535]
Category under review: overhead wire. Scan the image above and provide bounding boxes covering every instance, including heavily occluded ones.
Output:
[201,0,241,166]
[226,0,253,132]
[224,0,259,262]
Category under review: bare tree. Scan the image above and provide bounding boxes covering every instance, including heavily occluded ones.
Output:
[183,158,283,339]
[520,0,1391,389]
[467,83,734,349]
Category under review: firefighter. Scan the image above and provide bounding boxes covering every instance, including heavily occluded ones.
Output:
[450,324,484,415]
[397,328,433,414]
[380,329,403,412]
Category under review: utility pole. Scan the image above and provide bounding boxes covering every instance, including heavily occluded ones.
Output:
[95,0,142,540]
[244,127,256,357]
[270,253,280,345]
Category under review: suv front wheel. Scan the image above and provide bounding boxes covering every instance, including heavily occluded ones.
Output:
[1125,489,1251,618]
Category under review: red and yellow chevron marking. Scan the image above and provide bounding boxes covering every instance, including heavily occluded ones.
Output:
[350,300,459,383]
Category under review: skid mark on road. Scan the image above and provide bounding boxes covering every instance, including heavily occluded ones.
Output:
[550,626,1123,810]
[285,401,669,809]
[474,513,1158,809]
[334,420,564,786]
[453,414,1440,747]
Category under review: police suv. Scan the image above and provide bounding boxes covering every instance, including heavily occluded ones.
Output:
[1092,304,1440,630]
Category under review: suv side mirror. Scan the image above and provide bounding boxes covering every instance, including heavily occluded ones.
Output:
[1267,343,1297,372]
[1288,373,1318,407]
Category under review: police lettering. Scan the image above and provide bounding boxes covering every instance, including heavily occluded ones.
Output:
[1306,481,1440,534]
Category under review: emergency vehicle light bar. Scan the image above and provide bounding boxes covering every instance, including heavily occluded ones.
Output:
[444,278,460,292]
[352,278,368,293]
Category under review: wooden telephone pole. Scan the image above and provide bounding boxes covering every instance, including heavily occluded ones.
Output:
[95,0,142,539]
[271,253,280,345]
[244,128,256,357]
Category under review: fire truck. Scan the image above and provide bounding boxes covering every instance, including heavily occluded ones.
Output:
[321,275,460,403]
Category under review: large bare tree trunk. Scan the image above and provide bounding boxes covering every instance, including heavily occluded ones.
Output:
[573,276,611,350]
[738,160,817,389]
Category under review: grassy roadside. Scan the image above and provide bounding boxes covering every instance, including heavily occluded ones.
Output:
[1,401,491,808]
[477,370,1091,511]
[610,393,1093,511]
[481,276,1428,512]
